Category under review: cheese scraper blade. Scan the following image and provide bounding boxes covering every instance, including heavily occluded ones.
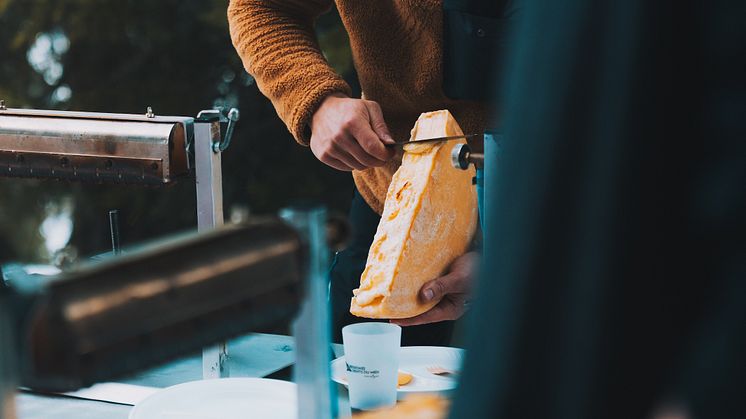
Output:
[385,133,483,148]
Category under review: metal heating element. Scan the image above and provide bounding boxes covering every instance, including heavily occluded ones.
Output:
[0,106,192,184]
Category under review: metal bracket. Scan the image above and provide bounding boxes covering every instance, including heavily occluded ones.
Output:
[195,108,240,154]
[214,108,239,153]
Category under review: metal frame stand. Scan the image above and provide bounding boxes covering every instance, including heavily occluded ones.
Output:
[194,118,229,379]
[280,207,337,419]
[194,111,337,415]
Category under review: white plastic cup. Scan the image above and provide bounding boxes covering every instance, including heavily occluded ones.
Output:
[342,322,401,410]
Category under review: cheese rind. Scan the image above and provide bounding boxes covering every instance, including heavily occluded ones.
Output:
[350,110,478,319]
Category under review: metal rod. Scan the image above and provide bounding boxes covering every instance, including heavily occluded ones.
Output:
[468,152,485,168]
[0,294,17,419]
[108,210,121,256]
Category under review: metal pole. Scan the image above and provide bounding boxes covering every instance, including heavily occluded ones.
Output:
[483,130,502,251]
[0,296,17,419]
[279,206,337,419]
[194,120,229,379]
[108,210,121,256]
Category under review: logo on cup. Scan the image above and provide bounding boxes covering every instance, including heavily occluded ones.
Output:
[346,362,380,379]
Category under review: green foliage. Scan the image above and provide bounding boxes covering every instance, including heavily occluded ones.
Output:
[0,0,354,263]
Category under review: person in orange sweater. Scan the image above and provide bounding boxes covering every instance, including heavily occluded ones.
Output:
[227,0,505,345]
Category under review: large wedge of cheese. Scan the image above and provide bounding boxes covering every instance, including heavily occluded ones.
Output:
[350,110,478,319]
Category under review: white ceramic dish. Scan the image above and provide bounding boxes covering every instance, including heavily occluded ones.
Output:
[129,377,297,419]
[331,346,464,397]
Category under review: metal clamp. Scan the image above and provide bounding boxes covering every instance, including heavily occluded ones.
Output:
[194,108,240,154]
[0,100,6,111]
[214,108,239,153]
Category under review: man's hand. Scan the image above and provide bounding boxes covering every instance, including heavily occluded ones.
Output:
[392,252,478,327]
[310,93,395,171]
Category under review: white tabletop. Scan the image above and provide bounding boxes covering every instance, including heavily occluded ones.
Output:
[16,334,351,419]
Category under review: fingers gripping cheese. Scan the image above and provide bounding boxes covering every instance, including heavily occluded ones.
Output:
[350,110,478,319]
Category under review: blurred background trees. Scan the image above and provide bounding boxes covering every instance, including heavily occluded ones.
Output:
[0,0,356,263]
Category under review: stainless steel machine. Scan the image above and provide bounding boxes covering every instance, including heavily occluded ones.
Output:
[0,102,239,380]
[0,103,343,418]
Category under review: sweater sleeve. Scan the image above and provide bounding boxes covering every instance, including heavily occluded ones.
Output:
[227,0,352,145]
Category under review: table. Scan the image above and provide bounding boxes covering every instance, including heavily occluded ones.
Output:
[15,334,350,419]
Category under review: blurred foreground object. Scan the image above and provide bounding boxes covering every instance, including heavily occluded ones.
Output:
[21,219,303,391]
[1,205,347,419]
[452,1,746,418]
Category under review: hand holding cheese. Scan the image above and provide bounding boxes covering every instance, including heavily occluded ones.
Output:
[393,251,477,326]
[350,110,478,319]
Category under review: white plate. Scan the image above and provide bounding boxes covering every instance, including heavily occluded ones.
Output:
[129,378,297,419]
[331,346,464,397]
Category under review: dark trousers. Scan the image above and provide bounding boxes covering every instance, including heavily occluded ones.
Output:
[329,190,454,346]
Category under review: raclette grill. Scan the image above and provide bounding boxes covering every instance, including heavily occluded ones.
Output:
[0,102,343,418]
[0,102,239,381]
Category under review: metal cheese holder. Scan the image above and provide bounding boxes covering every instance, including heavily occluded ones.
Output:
[0,101,337,418]
[451,129,500,230]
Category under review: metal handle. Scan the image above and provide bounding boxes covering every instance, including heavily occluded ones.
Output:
[213,108,240,153]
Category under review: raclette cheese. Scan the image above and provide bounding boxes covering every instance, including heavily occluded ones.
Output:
[350,110,478,319]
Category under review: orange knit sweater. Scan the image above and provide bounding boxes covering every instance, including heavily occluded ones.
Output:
[228,0,488,214]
